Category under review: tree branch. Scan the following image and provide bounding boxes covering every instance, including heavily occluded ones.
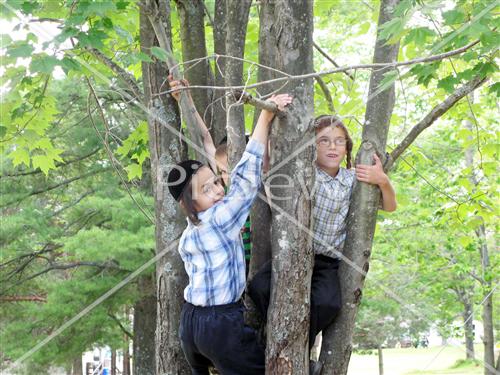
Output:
[87,48,143,103]
[1,148,101,178]
[313,41,354,80]
[314,75,335,112]
[107,312,134,339]
[0,295,47,302]
[161,39,480,93]
[1,167,111,208]
[386,74,487,170]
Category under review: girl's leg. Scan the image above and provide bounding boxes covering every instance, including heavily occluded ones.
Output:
[309,255,342,349]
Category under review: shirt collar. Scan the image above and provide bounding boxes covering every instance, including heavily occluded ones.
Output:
[316,165,350,187]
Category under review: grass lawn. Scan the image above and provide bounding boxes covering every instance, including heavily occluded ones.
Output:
[347,345,485,375]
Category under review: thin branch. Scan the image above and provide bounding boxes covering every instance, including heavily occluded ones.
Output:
[0,295,47,302]
[86,79,155,225]
[1,168,111,208]
[160,39,481,93]
[386,74,487,170]
[87,48,142,103]
[313,41,355,80]
[51,190,95,217]
[314,75,335,112]
[107,312,134,339]
[1,148,101,178]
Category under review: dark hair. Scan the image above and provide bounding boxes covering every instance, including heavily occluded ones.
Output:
[179,179,201,225]
[314,115,353,169]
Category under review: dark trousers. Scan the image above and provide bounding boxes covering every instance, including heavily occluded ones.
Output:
[247,254,342,349]
[179,300,265,375]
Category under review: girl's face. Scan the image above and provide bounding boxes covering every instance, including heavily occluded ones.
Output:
[315,126,348,176]
[191,166,225,212]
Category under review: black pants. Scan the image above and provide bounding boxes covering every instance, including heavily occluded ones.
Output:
[247,254,342,349]
[179,300,265,375]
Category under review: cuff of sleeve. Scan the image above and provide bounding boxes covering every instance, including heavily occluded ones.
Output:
[245,139,265,158]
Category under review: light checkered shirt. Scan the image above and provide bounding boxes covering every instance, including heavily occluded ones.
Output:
[178,139,264,306]
[313,166,356,259]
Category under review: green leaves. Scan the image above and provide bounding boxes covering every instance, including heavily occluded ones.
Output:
[6,42,34,58]
[30,55,59,74]
[117,121,150,181]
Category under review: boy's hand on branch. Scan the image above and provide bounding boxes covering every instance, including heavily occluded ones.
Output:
[355,154,389,187]
[167,74,189,102]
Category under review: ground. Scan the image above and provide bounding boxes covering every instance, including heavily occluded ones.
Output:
[347,345,485,375]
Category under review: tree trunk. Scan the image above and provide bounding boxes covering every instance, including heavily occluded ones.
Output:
[123,343,131,375]
[378,345,384,375]
[133,275,156,375]
[225,0,252,170]
[211,0,228,145]
[464,119,495,374]
[320,1,401,374]
[140,2,190,374]
[477,223,495,375]
[71,354,83,375]
[175,0,214,128]
[463,300,476,360]
[266,1,315,373]
[111,349,116,375]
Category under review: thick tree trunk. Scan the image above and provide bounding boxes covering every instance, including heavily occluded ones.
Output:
[266,1,315,374]
[140,2,190,374]
[225,0,252,169]
[133,275,156,375]
[211,0,228,145]
[175,0,214,127]
[248,0,277,279]
[320,1,401,374]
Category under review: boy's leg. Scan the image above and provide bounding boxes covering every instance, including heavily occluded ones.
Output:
[180,303,212,375]
[309,255,342,349]
[246,260,272,321]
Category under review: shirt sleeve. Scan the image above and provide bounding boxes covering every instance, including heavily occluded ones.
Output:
[210,139,264,238]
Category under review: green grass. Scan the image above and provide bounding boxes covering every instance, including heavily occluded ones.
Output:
[347,345,486,375]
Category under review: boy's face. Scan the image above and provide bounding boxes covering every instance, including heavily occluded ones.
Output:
[215,153,229,186]
[315,126,347,175]
[191,166,225,212]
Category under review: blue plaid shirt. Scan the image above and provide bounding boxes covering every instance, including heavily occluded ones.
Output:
[178,139,264,306]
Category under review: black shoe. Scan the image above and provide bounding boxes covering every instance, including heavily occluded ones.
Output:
[309,360,323,375]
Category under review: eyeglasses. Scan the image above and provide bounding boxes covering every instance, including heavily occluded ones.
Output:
[201,176,224,196]
[316,137,347,148]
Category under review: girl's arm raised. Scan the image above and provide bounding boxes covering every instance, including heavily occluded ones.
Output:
[168,76,217,172]
[355,154,397,212]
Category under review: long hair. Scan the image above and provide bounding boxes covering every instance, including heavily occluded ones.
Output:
[179,179,201,225]
[314,115,353,169]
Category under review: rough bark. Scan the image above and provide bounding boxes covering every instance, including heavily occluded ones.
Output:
[133,275,156,375]
[249,0,278,279]
[211,0,228,145]
[225,0,252,170]
[265,1,315,373]
[175,0,214,127]
[140,2,190,374]
[320,1,401,374]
